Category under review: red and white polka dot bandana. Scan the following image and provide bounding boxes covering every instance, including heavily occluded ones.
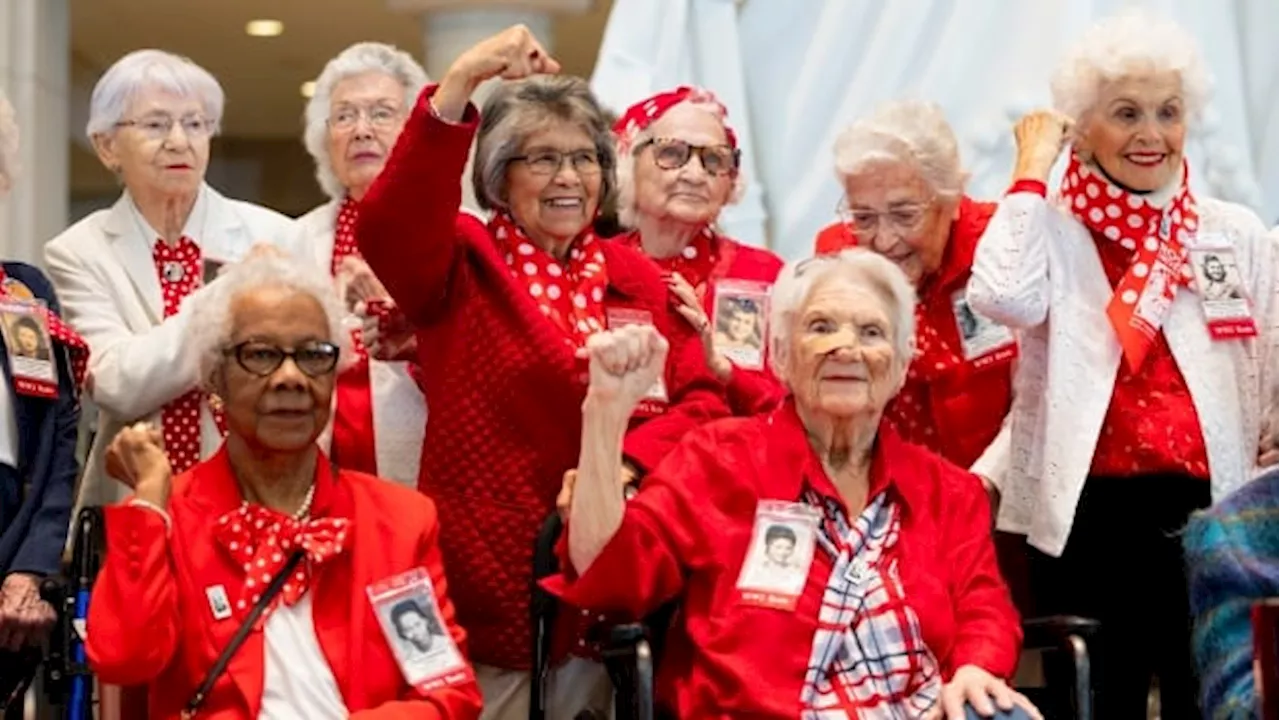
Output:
[489,212,609,349]
[613,86,738,154]
[1059,153,1197,370]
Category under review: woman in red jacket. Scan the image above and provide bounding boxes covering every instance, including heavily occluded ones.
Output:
[85,253,481,719]
[611,87,786,416]
[551,249,1037,719]
[813,100,1012,494]
[353,26,728,719]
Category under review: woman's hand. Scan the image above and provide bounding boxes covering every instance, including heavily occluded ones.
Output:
[667,272,733,382]
[434,24,561,121]
[926,665,1042,720]
[1011,110,1073,184]
[1258,406,1278,467]
[356,299,418,362]
[339,256,389,310]
[580,325,669,412]
[105,422,173,508]
[0,573,56,651]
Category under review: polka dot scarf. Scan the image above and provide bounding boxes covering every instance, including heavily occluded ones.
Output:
[489,212,609,349]
[214,502,350,626]
[1059,153,1197,370]
[622,226,720,295]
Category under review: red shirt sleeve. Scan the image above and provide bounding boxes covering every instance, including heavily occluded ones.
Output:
[724,364,787,416]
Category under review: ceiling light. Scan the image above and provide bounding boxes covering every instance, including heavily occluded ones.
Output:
[245,19,284,37]
[300,81,317,99]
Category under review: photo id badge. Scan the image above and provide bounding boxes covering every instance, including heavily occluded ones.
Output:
[605,307,669,413]
[0,300,58,398]
[711,280,770,371]
[950,291,1016,368]
[735,500,821,611]
[367,567,471,692]
[1185,235,1258,340]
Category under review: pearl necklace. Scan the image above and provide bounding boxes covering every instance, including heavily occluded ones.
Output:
[293,482,317,520]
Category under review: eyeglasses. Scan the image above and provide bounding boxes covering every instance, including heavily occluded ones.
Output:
[328,103,404,131]
[511,149,603,177]
[224,340,340,378]
[836,197,934,238]
[116,114,215,140]
[637,138,739,176]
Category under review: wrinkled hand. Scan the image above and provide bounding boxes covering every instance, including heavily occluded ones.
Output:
[356,299,418,362]
[0,573,56,651]
[435,25,561,120]
[667,272,732,382]
[105,422,173,508]
[1012,110,1074,184]
[556,465,639,522]
[1258,406,1279,467]
[579,325,669,412]
[925,665,1042,720]
[339,256,389,309]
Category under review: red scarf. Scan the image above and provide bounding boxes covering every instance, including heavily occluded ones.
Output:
[622,226,722,295]
[489,213,609,348]
[330,198,377,475]
[1060,154,1197,370]
[0,267,88,390]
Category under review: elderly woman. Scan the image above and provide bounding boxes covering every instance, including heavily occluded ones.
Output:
[813,101,1012,485]
[44,49,297,509]
[293,42,430,486]
[612,87,785,416]
[354,25,728,718]
[0,89,85,653]
[550,249,1036,719]
[84,254,482,719]
[967,11,1279,718]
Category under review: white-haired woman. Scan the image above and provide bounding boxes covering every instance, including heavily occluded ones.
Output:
[85,253,482,719]
[611,87,786,416]
[549,249,1037,720]
[967,11,1279,717]
[293,42,429,486]
[814,100,1013,491]
[43,49,298,509]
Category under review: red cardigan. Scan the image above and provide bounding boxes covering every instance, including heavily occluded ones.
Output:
[545,400,1021,717]
[85,449,482,720]
[356,87,729,669]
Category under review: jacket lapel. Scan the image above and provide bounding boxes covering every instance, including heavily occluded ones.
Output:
[199,185,259,264]
[103,194,164,324]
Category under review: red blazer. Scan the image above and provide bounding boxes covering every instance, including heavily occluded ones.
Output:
[85,449,482,720]
[546,400,1020,717]
[356,86,729,668]
[814,197,1011,467]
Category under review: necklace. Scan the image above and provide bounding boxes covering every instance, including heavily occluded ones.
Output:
[293,482,317,520]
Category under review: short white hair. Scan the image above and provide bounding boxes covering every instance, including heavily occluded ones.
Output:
[186,254,354,391]
[1050,9,1210,125]
[303,42,430,200]
[86,49,225,138]
[768,248,916,384]
[615,97,747,229]
[0,88,17,194]
[833,100,967,200]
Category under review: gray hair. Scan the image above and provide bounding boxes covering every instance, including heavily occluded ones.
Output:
[185,254,353,391]
[473,75,616,212]
[1050,9,1210,126]
[86,49,225,138]
[768,248,916,384]
[0,88,16,194]
[833,100,967,200]
[303,42,430,200]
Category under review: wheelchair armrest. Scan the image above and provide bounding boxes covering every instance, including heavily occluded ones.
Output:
[1021,614,1100,651]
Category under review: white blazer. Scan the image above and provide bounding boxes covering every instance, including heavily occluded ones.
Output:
[966,191,1279,557]
[291,200,426,488]
[44,184,298,508]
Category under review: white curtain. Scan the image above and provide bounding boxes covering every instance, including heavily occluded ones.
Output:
[590,0,1279,260]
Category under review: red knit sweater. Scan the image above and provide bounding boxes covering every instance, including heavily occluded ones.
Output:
[357,87,729,669]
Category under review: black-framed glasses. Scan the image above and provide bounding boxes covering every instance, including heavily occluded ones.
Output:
[511,149,602,176]
[224,340,340,378]
[115,114,215,140]
[636,138,740,176]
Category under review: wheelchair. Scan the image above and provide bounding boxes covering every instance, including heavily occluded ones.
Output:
[530,513,1100,720]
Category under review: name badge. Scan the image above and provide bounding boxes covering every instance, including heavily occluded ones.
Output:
[0,300,59,398]
[951,291,1017,368]
[605,307,669,411]
[735,500,821,611]
[368,568,471,692]
[711,280,770,371]
[1185,235,1258,340]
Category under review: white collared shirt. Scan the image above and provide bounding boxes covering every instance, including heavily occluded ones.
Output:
[258,593,347,720]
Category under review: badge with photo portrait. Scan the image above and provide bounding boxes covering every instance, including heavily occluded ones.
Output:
[950,291,1016,368]
[711,280,770,371]
[367,568,470,692]
[605,307,669,414]
[1184,235,1258,340]
[0,300,58,398]
[735,500,821,611]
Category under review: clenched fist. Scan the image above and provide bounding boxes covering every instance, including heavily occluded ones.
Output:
[105,422,173,508]
[1011,110,1074,183]
[434,24,562,121]
[579,325,669,412]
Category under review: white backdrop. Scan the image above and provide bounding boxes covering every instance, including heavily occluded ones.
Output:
[589,0,1279,260]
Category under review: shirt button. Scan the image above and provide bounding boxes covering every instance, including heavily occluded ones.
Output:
[581,609,590,617]
[578,639,586,647]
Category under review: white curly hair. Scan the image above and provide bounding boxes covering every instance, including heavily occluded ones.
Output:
[86,49,224,139]
[0,87,17,194]
[303,42,429,200]
[1050,9,1210,126]
[833,100,968,201]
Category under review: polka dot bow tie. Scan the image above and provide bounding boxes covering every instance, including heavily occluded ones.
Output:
[214,503,350,625]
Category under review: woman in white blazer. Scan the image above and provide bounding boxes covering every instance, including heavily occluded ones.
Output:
[967,11,1279,719]
[44,50,297,509]
[291,42,429,487]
